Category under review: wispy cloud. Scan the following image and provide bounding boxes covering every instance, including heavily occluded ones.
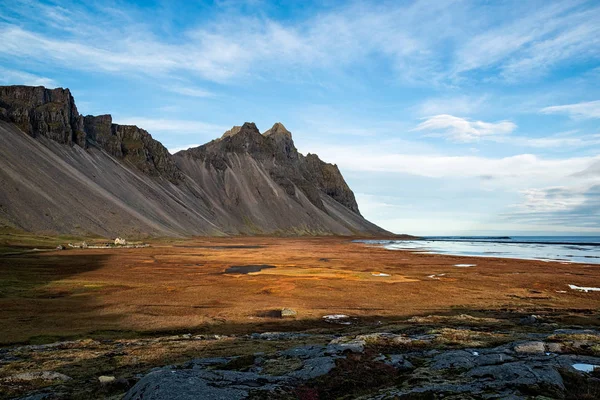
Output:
[164,86,214,98]
[540,100,600,119]
[506,183,600,228]
[0,67,57,87]
[114,117,227,136]
[413,114,516,142]
[412,95,488,117]
[1,0,598,86]
[517,186,590,212]
[453,1,600,82]
[308,141,598,186]
[489,132,600,149]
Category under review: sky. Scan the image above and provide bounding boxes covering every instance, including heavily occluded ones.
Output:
[1,0,599,236]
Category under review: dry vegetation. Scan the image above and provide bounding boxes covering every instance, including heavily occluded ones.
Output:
[1,236,599,345]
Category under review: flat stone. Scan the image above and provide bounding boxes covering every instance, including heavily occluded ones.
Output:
[124,368,287,400]
[514,341,546,354]
[279,345,326,359]
[280,308,297,318]
[546,343,563,353]
[431,350,477,370]
[326,338,365,354]
[4,371,72,382]
[98,375,116,384]
[288,356,337,380]
[467,362,565,397]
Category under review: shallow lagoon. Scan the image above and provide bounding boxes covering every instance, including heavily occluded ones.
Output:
[361,236,600,264]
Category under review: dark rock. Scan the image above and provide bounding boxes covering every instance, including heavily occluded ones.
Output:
[519,314,540,325]
[279,345,326,360]
[431,350,477,370]
[467,362,565,397]
[0,86,84,146]
[288,356,337,380]
[124,366,293,400]
[383,354,414,370]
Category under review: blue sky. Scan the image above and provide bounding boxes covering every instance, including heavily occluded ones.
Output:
[1,0,599,235]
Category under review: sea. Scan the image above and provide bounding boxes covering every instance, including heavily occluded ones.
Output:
[359,236,600,264]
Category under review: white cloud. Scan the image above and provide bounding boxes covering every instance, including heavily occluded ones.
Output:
[540,100,600,119]
[413,114,516,142]
[0,67,57,87]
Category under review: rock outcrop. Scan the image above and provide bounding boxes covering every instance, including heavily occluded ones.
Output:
[0,85,85,146]
[0,85,389,237]
[0,86,182,183]
[121,329,600,399]
[83,114,182,183]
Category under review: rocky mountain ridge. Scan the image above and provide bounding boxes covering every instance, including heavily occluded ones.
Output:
[0,85,389,237]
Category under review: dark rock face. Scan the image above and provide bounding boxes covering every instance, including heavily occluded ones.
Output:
[0,87,182,184]
[112,123,183,183]
[302,153,360,215]
[0,86,85,146]
[0,85,388,237]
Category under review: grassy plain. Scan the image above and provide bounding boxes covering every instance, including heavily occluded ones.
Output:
[1,236,599,345]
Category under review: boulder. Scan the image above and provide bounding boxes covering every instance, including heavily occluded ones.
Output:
[280,308,297,318]
[514,341,546,354]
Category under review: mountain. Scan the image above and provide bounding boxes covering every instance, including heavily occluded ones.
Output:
[0,85,389,237]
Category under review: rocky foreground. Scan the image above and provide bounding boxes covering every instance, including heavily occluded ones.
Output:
[3,315,600,399]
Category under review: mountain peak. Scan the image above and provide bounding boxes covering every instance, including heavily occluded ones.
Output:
[221,125,241,138]
[264,122,291,138]
[221,122,260,139]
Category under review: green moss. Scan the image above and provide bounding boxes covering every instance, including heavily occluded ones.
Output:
[242,216,263,234]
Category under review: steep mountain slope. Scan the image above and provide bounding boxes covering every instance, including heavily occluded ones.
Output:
[0,85,389,237]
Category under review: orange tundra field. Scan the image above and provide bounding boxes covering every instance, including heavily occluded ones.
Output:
[1,237,599,344]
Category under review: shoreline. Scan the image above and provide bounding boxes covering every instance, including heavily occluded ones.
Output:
[359,238,600,265]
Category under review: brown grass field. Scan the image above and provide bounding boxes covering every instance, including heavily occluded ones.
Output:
[1,236,599,345]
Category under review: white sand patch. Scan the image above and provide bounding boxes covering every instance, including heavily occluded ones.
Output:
[371,272,391,277]
[568,284,600,293]
[454,264,476,267]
